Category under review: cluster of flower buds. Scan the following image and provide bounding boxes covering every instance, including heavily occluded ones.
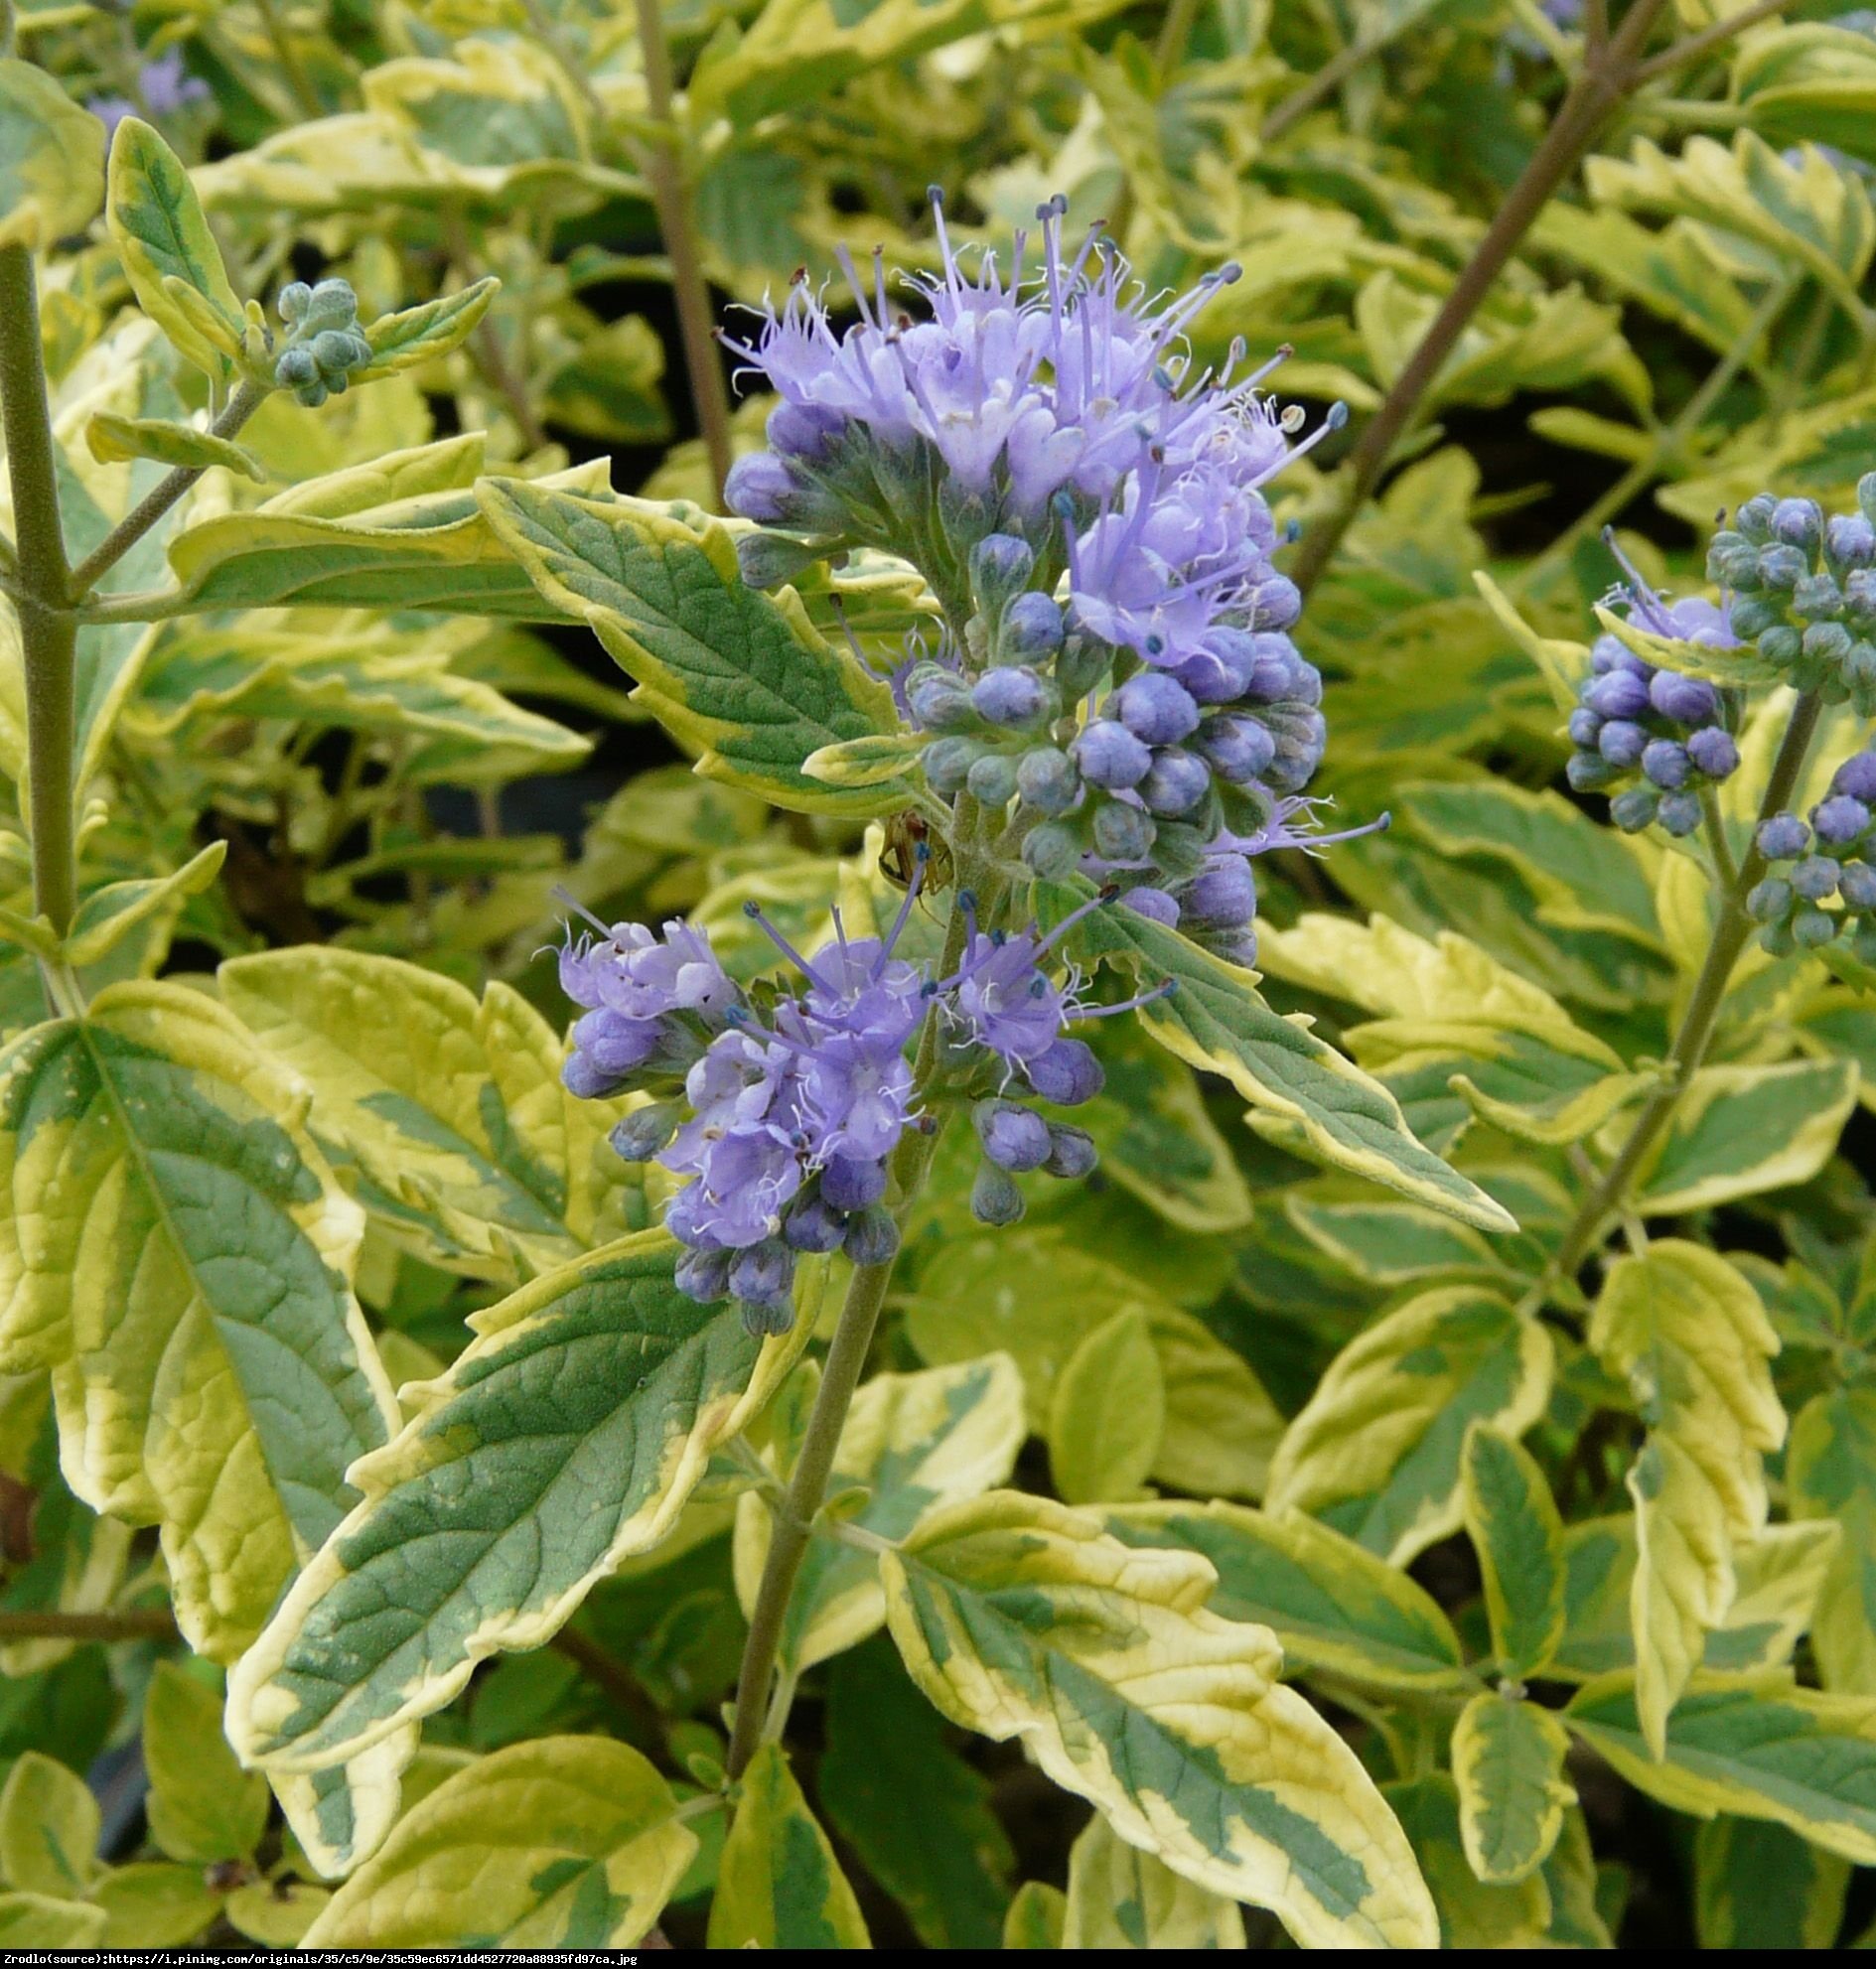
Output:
[557,871,1164,1335]
[272,279,373,407]
[1708,482,1876,711]
[1745,748,1876,954]
[1564,532,1742,837]
[722,190,1369,956]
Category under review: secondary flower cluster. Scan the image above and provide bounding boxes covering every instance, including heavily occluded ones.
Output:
[1708,482,1876,711]
[558,872,1154,1334]
[273,279,373,407]
[722,191,1356,959]
[1565,533,1741,838]
[1746,746,1876,954]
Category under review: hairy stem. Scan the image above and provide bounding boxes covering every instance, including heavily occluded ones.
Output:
[634,0,735,507]
[0,243,78,938]
[724,811,989,1779]
[66,377,269,600]
[1541,689,1823,1290]
[723,1117,943,1779]
[1286,0,1674,599]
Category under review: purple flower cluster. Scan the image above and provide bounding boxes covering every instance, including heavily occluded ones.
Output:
[1746,747,1876,954]
[1710,481,1876,713]
[723,191,1360,953]
[1564,531,1742,838]
[559,874,1163,1334]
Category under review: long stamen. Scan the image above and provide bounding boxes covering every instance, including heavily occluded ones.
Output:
[743,901,835,991]
[1070,978,1178,1021]
[1601,525,1674,634]
[1035,886,1116,957]
[875,844,929,977]
[551,884,616,940]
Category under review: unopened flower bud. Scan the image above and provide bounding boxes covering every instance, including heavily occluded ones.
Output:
[1841,862,1876,911]
[1772,497,1824,552]
[1736,493,1778,541]
[1043,1125,1098,1180]
[909,665,976,731]
[673,1245,733,1304]
[1641,740,1691,790]
[768,398,844,460]
[1567,708,1603,748]
[1138,747,1210,817]
[923,735,985,794]
[1179,856,1256,929]
[1758,814,1811,860]
[1746,877,1794,922]
[1760,624,1802,666]
[1794,905,1839,949]
[1657,790,1702,837]
[1252,573,1302,629]
[842,1205,901,1267]
[784,1196,848,1253]
[1074,720,1151,789]
[966,751,1020,807]
[1793,573,1844,622]
[1585,670,1651,720]
[1649,671,1718,724]
[1729,597,1781,638]
[1598,720,1648,768]
[1792,855,1841,901]
[609,1102,681,1161]
[969,532,1035,616]
[972,666,1049,728]
[1829,513,1876,570]
[1610,787,1658,832]
[730,1239,795,1313]
[1112,672,1199,745]
[1685,727,1738,779]
[1759,544,1808,591]
[725,452,802,526]
[975,1098,1052,1172]
[970,1159,1026,1225]
[275,345,319,390]
[1567,753,1622,792]
[1021,821,1081,878]
[1016,746,1078,816]
[1812,794,1870,846]
[1836,754,1876,801]
[1122,887,1179,926]
[1024,1037,1104,1105]
[1001,592,1065,659]
[820,1152,887,1211]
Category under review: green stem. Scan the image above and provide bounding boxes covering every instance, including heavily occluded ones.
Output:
[634,0,734,508]
[65,378,269,601]
[723,1116,944,1779]
[1155,0,1202,79]
[724,812,989,1780]
[0,244,77,938]
[1285,0,1673,600]
[1539,689,1823,1291]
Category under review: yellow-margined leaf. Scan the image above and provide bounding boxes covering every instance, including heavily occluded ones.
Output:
[143,1663,269,1864]
[1062,1813,1245,1948]
[1384,1773,1551,1947]
[1631,1060,1858,1214]
[105,118,242,377]
[732,1353,1026,1676]
[1592,604,1779,690]
[1462,1427,1566,1677]
[801,731,930,789]
[1103,1499,1474,1695]
[1265,1288,1554,1565]
[226,1880,331,1947]
[302,1738,694,1948]
[1565,1673,1876,1863]
[1047,1307,1164,1504]
[1036,886,1515,1232]
[0,983,398,1660]
[1540,1806,1613,1947]
[0,1753,96,1896]
[354,277,499,383]
[880,1489,1439,1950]
[84,411,263,481]
[1733,24,1876,165]
[0,59,104,250]
[226,1231,806,1782]
[708,1743,870,1949]
[1450,1695,1575,1885]
[1555,1516,1840,1682]
[60,841,226,970]
[1590,1241,1784,1755]
[270,1731,417,1882]
[221,947,623,1277]
[478,478,916,817]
